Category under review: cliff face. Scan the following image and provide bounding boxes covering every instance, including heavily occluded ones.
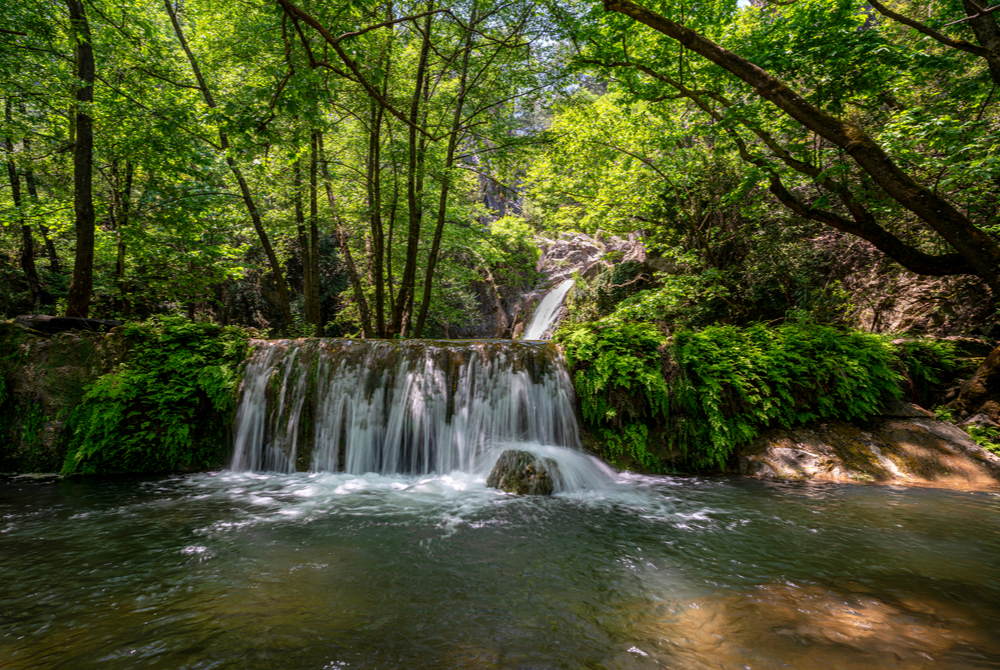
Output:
[511,232,647,337]
[0,323,122,472]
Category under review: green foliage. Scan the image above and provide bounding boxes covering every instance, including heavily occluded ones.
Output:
[0,322,28,410]
[668,322,901,469]
[892,338,965,406]
[934,407,1000,455]
[559,319,903,471]
[557,322,668,469]
[61,317,249,476]
[965,424,1000,455]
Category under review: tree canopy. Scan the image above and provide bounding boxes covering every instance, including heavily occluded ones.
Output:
[1,0,997,334]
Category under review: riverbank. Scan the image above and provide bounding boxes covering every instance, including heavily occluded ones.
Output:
[2,318,998,491]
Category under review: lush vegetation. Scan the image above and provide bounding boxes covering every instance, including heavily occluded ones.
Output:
[2,1,998,475]
[61,318,248,475]
[559,317,921,470]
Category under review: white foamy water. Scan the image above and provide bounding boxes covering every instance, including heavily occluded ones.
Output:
[230,339,612,491]
[522,279,575,340]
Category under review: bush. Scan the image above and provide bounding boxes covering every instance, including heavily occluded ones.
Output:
[61,317,249,476]
[892,338,966,407]
[558,319,903,471]
[557,322,668,469]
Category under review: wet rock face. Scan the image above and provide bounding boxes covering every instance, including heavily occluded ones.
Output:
[948,344,1000,428]
[535,232,646,286]
[0,322,123,472]
[740,406,1000,490]
[486,449,561,495]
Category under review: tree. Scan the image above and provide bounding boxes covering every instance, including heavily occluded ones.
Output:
[588,0,1000,295]
[64,0,96,318]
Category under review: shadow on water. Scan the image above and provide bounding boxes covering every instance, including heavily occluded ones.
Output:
[1,472,999,669]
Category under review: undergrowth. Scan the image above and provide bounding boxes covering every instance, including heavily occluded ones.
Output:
[61,317,249,476]
[558,318,907,471]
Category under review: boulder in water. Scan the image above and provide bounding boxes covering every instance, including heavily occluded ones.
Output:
[487,449,561,495]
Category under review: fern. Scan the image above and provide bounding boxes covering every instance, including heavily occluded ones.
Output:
[559,318,905,471]
[61,316,249,476]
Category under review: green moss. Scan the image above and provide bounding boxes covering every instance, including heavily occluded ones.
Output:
[61,316,249,476]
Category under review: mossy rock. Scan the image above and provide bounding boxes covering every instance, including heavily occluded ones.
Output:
[487,450,560,495]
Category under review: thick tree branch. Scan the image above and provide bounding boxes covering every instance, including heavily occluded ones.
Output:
[602,0,1000,292]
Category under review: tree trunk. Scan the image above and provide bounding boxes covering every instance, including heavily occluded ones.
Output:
[317,132,373,337]
[64,0,95,318]
[164,0,292,330]
[366,99,387,336]
[4,100,44,310]
[392,10,433,336]
[111,160,133,312]
[19,132,60,273]
[414,24,474,337]
[293,156,310,297]
[962,0,1000,84]
[305,131,322,334]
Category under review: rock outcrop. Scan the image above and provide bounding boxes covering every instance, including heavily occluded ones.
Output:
[512,232,647,337]
[947,344,1000,430]
[740,403,1000,490]
[486,449,562,495]
[0,322,122,472]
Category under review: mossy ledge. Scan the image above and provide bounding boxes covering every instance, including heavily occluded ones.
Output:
[0,317,249,476]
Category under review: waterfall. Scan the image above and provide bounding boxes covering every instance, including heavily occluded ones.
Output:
[230,339,583,475]
[522,279,575,340]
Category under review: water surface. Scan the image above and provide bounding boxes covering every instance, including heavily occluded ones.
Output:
[2,472,998,669]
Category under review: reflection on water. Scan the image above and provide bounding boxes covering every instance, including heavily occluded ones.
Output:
[1,471,998,669]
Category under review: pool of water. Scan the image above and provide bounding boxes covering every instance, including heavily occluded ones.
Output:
[2,471,999,669]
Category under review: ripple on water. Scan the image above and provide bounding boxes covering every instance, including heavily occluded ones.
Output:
[0,472,997,669]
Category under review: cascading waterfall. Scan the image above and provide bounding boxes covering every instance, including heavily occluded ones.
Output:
[230,339,610,488]
[522,279,575,340]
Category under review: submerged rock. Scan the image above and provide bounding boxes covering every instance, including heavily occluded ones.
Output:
[740,408,1000,490]
[486,449,562,495]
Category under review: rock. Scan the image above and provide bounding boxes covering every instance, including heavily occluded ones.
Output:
[947,344,1000,425]
[740,416,1000,490]
[1,323,123,472]
[15,314,122,335]
[534,232,646,286]
[879,399,934,418]
[486,449,561,495]
[512,232,648,336]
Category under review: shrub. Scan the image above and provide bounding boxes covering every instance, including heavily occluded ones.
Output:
[559,319,903,471]
[61,317,249,475]
[892,338,966,407]
[557,322,668,469]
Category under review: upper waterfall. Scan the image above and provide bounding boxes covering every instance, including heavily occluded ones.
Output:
[231,339,582,475]
[522,279,575,340]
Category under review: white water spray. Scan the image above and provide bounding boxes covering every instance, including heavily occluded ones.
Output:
[230,339,610,490]
[522,279,575,340]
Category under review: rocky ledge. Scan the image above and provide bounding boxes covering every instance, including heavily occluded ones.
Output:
[740,402,1000,490]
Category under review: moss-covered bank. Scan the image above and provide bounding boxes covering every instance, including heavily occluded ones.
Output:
[557,318,983,473]
[0,317,248,475]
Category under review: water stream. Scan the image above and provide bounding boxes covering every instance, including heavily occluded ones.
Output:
[522,279,575,340]
[2,338,998,668]
[1,474,998,668]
